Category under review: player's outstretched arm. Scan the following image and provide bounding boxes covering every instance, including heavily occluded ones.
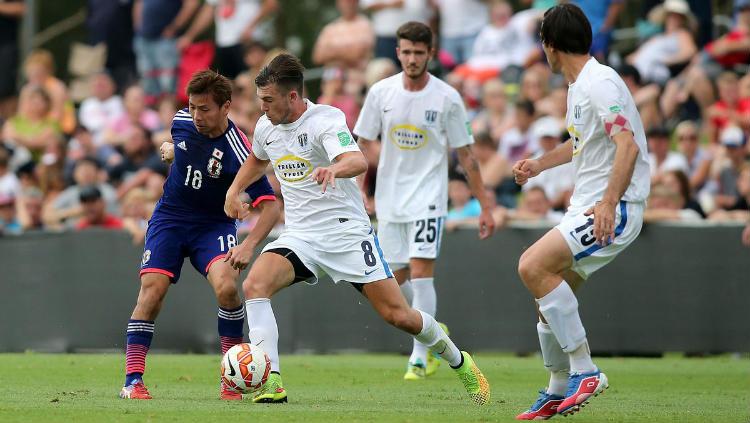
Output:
[225,153,270,219]
[584,131,639,246]
[225,200,280,270]
[456,145,496,239]
[312,151,368,193]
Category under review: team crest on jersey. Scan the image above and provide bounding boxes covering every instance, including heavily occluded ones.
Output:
[297,133,308,148]
[207,157,223,178]
[212,148,224,160]
[424,110,438,124]
[574,105,582,120]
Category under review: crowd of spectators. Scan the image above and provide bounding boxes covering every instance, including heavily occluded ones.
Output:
[1,0,749,245]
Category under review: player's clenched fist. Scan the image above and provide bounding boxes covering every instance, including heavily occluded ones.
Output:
[160,141,175,164]
[224,192,250,219]
[512,159,541,186]
[311,166,337,193]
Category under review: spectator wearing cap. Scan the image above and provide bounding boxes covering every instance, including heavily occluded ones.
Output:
[522,116,573,211]
[361,0,432,65]
[317,67,361,131]
[0,192,21,235]
[674,120,712,191]
[44,157,118,229]
[432,0,488,66]
[75,185,124,231]
[706,72,750,145]
[648,126,689,184]
[626,0,697,86]
[313,0,375,75]
[713,125,749,211]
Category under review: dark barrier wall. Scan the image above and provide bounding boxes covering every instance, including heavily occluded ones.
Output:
[1,225,748,354]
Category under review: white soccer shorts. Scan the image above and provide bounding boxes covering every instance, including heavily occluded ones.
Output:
[555,201,644,279]
[377,217,446,268]
[261,221,393,285]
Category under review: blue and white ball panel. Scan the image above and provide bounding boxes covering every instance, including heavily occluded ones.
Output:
[555,201,644,280]
[261,221,393,285]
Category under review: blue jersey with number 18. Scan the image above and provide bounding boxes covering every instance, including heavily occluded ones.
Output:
[155,109,275,222]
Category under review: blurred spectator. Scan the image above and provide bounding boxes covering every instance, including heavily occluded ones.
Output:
[572,0,624,60]
[151,96,179,147]
[0,0,24,120]
[361,0,433,65]
[705,72,750,145]
[709,163,750,221]
[446,177,481,222]
[102,84,161,148]
[452,0,534,85]
[648,126,688,184]
[523,116,572,210]
[499,99,537,164]
[44,157,118,229]
[674,120,712,192]
[431,0,488,65]
[0,147,20,197]
[2,86,62,163]
[313,0,375,74]
[669,1,750,119]
[234,40,270,97]
[133,0,200,105]
[644,183,703,222]
[626,0,697,85]
[519,65,550,109]
[471,131,508,192]
[78,72,126,145]
[0,192,21,235]
[19,49,77,135]
[86,0,138,90]
[179,0,279,79]
[471,79,513,142]
[108,124,168,200]
[66,125,116,175]
[365,57,398,89]
[36,135,67,196]
[713,126,749,211]
[15,186,44,231]
[662,169,705,218]
[493,186,563,228]
[120,187,154,243]
[619,64,662,131]
[75,185,124,230]
[743,219,750,246]
[317,67,360,130]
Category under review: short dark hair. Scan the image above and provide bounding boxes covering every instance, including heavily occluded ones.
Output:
[255,53,305,95]
[516,99,535,116]
[396,21,433,49]
[186,70,233,106]
[540,4,592,55]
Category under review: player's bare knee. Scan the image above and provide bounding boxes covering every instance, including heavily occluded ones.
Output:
[214,279,239,305]
[242,274,270,299]
[517,253,537,283]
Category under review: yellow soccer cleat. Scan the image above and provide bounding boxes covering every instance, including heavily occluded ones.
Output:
[252,372,288,403]
[454,351,490,405]
[403,359,426,380]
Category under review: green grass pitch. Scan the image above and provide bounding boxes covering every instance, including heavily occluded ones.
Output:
[0,353,747,422]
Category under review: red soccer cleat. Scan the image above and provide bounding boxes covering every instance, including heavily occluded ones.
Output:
[557,370,608,416]
[119,380,153,399]
[220,382,243,401]
[515,389,564,420]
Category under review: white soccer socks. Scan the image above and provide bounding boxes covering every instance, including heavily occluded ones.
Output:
[409,277,437,366]
[245,298,280,373]
[536,282,596,374]
[537,321,570,396]
[414,310,462,367]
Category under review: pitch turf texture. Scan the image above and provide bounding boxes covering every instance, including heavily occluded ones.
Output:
[0,353,747,422]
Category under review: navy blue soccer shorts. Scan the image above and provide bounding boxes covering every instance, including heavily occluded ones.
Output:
[139,215,239,283]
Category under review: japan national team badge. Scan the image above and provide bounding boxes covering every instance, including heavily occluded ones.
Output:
[207,157,222,178]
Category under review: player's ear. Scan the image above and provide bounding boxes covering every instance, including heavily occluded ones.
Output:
[221,100,231,114]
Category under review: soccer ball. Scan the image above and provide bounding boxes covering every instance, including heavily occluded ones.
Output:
[221,343,271,394]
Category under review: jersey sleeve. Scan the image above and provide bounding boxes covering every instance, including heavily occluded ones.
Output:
[445,98,474,148]
[320,109,361,162]
[589,78,633,140]
[251,121,270,161]
[244,174,276,208]
[353,86,381,141]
